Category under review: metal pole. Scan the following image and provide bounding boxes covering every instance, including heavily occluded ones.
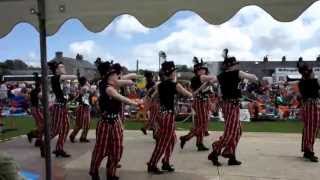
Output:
[37,0,52,179]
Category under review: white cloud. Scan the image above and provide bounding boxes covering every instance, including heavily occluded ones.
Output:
[68,40,114,63]
[101,15,149,39]
[27,52,40,67]
[132,3,320,70]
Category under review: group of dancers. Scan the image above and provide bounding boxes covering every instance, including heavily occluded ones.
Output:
[25,54,319,180]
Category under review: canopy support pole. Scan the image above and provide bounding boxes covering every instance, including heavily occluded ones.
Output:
[37,0,52,180]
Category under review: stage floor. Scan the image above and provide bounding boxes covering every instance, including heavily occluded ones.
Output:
[1,130,319,180]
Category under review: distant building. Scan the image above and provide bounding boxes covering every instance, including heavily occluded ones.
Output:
[49,52,97,79]
[207,60,320,83]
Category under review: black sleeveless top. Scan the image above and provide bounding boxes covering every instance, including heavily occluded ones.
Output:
[298,79,320,100]
[218,70,241,100]
[51,75,66,104]
[191,76,210,99]
[99,80,122,116]
[30,88,40,107]
[158,80,177,111]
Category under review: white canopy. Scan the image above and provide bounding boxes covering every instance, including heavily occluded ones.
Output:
[0,0,318,38]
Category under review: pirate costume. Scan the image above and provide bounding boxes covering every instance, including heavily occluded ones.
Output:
[298,63,319,162]
[90,61,130,180]
[180,57,211,151]
[70,76,91,143]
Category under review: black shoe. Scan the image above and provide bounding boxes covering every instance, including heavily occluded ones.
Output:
[34,139,42,147]
[107,176,119,180]
[205,131,210,136]
[69,135,75,143]
[27,132,33,143]
[228,156,242,166]
[53,150,71,158]
[141,128,147,135]
[180,136,187,149]
[208,152,222,166]
[40,144,45,158]
[197,144,209,151]
[80,138,90,143]
[304,152,319,162]
[147,165,163,174]
[116,164,122,168]
[162,163,175,172]
[89,172,100,180]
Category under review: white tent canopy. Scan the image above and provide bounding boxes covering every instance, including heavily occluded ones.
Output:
[0,0,318,38]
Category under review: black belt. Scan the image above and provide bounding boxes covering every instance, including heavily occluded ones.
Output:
[222,99,240,105]
[159,106,175,114]
[303,98,320,104]
[54,102,66,106]
[100,113,119,124]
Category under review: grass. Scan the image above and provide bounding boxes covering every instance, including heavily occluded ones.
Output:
[0,116,303,141]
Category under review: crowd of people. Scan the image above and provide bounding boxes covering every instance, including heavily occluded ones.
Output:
[0,50,320,180]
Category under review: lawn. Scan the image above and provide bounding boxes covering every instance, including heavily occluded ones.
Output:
[0,116,303,141]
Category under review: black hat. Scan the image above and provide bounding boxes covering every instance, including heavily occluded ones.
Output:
[47,61,63,73]
[222,57,239,70]
[193,57,208,73]
[97,60,121,78]
[161,61,177,76]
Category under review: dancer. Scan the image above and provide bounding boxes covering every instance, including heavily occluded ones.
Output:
[46,61,77,158]
[26,73,44,148]
[69,76,91,143]
[208,56,258,166]
[147,61,192,174]
[180,57,216,151]
[89,60,140,180]
[297,62,319,162]
[141,71,158,137]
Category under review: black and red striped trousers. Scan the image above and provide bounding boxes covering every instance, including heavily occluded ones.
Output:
[31,107,44,140]
[90,118,123,177]
[212,101,241,157]
[146,101,160,131]
[50,104,70,151]
[70,105,91,139]
[148,111,176,166]
[301,101,320,153]
[183,99,210,144]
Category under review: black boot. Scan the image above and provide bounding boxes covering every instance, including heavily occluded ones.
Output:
[228,156,242,166]
[34,139,42,147]
[208,152,222,166]
[162,163,175,172]
[197,143,209,151]
[27,132,33,143]
[205,131,210,136]
[147,164,163,174]
[80,138,90,143]
[40,144,45,158]
[89,172,100,180]
[304,152,319,162]
[107,176,119,180]
[53,150,71,158]
[69,135,75,143]
[180,136,187,149]
[141,128,147,135]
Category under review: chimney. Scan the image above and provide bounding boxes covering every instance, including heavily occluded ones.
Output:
[55,51,63,58]
[76,54,83,60]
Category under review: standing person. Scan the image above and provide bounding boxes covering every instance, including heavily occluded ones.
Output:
[69,76,91,143]
[208,56,258,166]
[26,73,44,148]
[297,63,319,162]
[180,57,216,151]
[141,71,158,137]
[46,61,77,158]
[89,61,140,180]
[0,76,7,132]
[147,61,193,174]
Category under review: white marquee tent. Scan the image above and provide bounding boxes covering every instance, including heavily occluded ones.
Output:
[0,0,319,179]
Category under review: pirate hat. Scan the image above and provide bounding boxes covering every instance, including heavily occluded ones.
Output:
[222,56,239,70]
[297,62,312,76]
[193,57,208,73]
[97,60,121,78]
[161,61,177,76]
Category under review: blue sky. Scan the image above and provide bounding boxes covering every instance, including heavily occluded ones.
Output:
[0,2,320,70]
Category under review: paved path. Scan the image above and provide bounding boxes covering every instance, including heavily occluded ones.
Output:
[0,131,319,180]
